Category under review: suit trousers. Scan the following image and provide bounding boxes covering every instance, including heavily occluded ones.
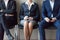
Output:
[39,20,60,40]
[0,24,4,40]
[0,14,11,40]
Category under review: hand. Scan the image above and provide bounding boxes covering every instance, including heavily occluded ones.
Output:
[44,17,50,22]
[5,14,14,16]
[0,10,3,12]
[50,18,57,22]
[29,17,33,20]
[24,16,29,20]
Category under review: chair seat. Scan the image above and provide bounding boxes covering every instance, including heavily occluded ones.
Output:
[18,24,39,29]
[18,21,56,29]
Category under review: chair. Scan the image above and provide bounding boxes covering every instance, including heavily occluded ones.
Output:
[18,21,39,39]
[14,20,56,40]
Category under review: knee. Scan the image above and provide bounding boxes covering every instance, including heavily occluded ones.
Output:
[39,20,47,28]
[38,23,45,31]
[29,22,33,27]
[24,21,29,27]
[24,21,28,24]
[56,27,60,29]
[29,21,33,25]
[54,23,60,29]
[39,22,43,28]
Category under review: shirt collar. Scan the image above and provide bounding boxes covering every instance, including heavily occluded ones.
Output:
[25,1,34,5]
[49,0,54,3]
[4,0,9,2]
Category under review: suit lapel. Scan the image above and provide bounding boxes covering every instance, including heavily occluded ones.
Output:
[2,1,6,9]
[30,4,34,11]
[46,0,52,12]
[47,0,56,12]
[7,1,10,9]
[53,0,56,12]
[2,0,10,9]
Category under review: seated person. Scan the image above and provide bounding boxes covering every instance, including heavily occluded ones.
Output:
[39,0,60,40]
[0,0,17,40]
[19,0,40,40]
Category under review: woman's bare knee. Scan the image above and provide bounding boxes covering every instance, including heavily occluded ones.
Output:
[24,21,28,25]
[29,21,33,25]
[29,22,33,27]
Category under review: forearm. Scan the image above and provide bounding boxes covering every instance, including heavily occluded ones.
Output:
[56,9,60,19]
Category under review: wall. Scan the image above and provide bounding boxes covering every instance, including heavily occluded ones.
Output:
[14,0,56,40]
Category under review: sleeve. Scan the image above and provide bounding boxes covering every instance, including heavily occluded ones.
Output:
[33,4,40,21]
[42,1,47,19]
[19,4,24,20]
[56,8,60,19]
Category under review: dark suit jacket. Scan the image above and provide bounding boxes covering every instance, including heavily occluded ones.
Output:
[42,0,60,20]
[19,2,40,22]
[0,0,17,29]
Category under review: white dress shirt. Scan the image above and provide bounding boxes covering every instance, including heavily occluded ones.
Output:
[50,0,54,17]
[4,0,10,16]
[4,0,9,8]
[25,1,34,10]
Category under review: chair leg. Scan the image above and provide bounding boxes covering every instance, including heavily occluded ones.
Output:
[14,25,20,40]
[38,29,40,40]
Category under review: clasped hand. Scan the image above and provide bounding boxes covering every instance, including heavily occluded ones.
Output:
[24,16,33,20]
[0,10,3,12]
[44,17,57,23]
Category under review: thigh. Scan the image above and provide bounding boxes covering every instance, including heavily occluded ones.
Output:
[20,20,29,26]
[29,20,37,26]
[54,20,60,28]
[39,20,51,28]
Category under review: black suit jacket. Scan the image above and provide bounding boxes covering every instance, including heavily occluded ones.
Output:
[19,2,40,21]
[42,0,60,20]
[0,0,17,29]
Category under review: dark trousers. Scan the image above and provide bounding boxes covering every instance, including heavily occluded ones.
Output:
[0,24,4,40]
[0,14,11,40]
[39,20,60,40]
